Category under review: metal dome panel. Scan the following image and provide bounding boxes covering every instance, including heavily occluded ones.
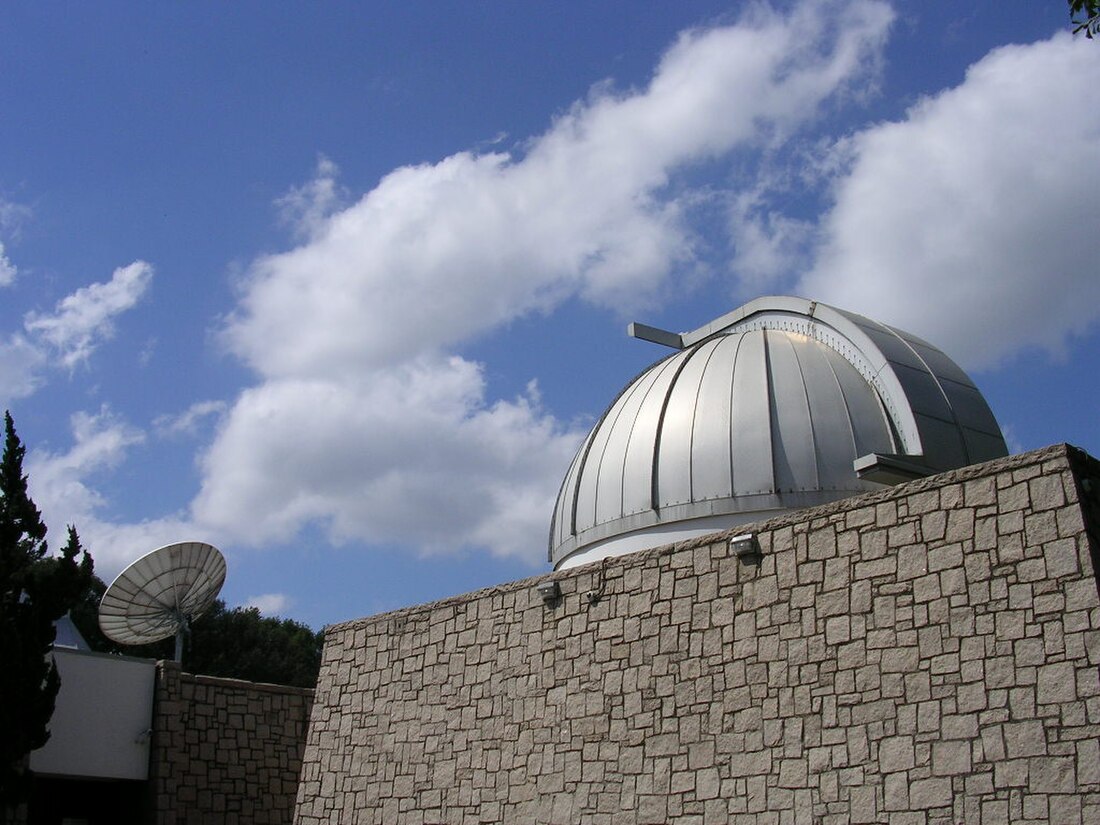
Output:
[549,297,1009,569]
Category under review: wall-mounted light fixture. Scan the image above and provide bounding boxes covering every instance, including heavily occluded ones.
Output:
[536,580,562,604]
[730,532,761,563]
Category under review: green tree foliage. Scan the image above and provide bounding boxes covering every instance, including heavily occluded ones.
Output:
[0,412,94,819]
[71,583,323,689]
[1070,0,1100,37]
[187,601,323,688]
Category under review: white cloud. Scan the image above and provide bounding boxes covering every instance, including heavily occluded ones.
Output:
[0,196,31,234]
[190,0,895,566]
[0,334,47,407]
[0,242,15,287]
[25,408,209,582]
[276,155,344,241]
[0,196,31,287]
[0,261,154,405]
[799,33,1100,369]
[245,593,291,616]
[191,359,582,560]
[25,409,143,520]
[17,5,1100,590]
[728,188,815,290]
[25,261,153,369]
[24,408,170,575]
[154,400,228,438]
[223,0,894,380]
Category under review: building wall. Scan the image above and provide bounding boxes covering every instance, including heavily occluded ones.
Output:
[295,444,1100,824]
[152,662,313,825]
[30,648,156,781]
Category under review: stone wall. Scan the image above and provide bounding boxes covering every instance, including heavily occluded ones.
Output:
[295,444,1100,824]
[152,662,314,825]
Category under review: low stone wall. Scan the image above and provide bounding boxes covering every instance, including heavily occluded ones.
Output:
[295,444,1100,824]
[152,662,313,825]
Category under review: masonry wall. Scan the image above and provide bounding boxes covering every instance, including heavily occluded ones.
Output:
[295,444,1100,824]
[152,662,314,825]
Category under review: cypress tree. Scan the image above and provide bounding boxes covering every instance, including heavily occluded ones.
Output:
[0,412,94,820]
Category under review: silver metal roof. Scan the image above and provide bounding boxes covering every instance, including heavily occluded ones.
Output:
[549,296,1008,568]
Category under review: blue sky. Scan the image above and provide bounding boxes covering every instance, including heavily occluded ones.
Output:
[2,1,1097,630]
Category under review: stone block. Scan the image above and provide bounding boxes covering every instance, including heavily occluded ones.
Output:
[695,768,720,800]
[1029,475,1066,511]
[912,573,941,603]
[1064,580,1100,616]
[921,509,947,542]
[931,741,971,776]
[956,682,988,713]
[908,777,951,809]
[855,556,896,580]
[825,616,851,645]
[637,794,669,824]
[1002,720,1046,758]
[939,714,976,739]
[927,543,962,573]
[1037,661,1077,705]
[878,736,915,773]
[809,527,838,560]
[880,647,919,673]
[1028,755,1075,794]
[776,758,808,788]
[1025,511,1059,546]
[964,476,997,506]
[993,759,1028,788]
[848,786,877,823]
[995,610,1028,641]
[944,508,975,542]
[981,799,1009,824]
[1014,637,1046,667]
[929,652,959,676]
[998,481,1030,513]
[897,544,928,580]
[1077,737,1100,785]
[1044,537,1080,578]
[1049,795,1083,825]
[997,533,1026,565]
[882,773,909,811]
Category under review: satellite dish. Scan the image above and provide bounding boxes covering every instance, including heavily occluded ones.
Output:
[98,541,226,663]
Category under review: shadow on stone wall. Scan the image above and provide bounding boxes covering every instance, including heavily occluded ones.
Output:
[151,661,313,825]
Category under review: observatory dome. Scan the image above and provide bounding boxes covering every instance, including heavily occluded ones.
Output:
[550,296,1008,569]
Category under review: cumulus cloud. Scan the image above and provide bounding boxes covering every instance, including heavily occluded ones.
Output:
[223,0,894,379]
[191,360,581,560]
[799,33,1100,369]
[20,4,1100,588]
[192,0,894,565]
[25,261,153,370]
[245,593,291,616]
